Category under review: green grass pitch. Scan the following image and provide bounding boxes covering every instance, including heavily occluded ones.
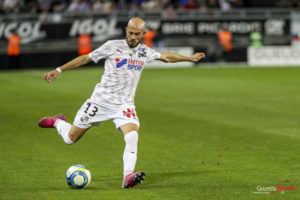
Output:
[0,66,300,200]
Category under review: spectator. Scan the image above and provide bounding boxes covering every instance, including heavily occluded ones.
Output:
[183,0,198,9]
[142,0,163,11]
[67,0,80,13]
[207,0,219,8]
[49,0,64,12]
[78,0,90,13]
[288,0,299,8]
[101,0,114,13]
[128,1,140,18]
[129,0,143,7]
[91,0,102,12]
[37,0,51,12]
[231,0,244,8]
[179,0,187,6]
[198,0,207,12]
[39,7,51,21]
[218,0,231,11]
[162,2,177,18]
[0,0,251,14]
[25,0,37,14]
[115,0,127,11]
[37,0,51,20]
[51,4,62,22]
[3,0,20,13]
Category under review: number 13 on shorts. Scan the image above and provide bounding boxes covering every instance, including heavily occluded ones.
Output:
[84,102,99,117]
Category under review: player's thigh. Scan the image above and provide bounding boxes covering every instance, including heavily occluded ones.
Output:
[73,99,101,129]
[119,123,139,135]
[113,105,140,135]
[68,125,88,142]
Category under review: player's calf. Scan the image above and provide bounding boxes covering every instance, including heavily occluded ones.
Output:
[67,125,87,143]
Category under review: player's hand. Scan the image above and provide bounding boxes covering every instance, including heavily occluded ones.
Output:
[43,69,59,83]
[191,53,206,62]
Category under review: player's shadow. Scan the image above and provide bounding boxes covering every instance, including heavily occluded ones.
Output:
[153,170,221,177]
[139,170,226,190]
[45,170,228,191]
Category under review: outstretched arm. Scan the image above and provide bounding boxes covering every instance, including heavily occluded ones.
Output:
[44,54,92,83]
[159,52,206,63]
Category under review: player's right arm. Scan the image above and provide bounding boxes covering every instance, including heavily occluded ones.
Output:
[44,54,92,83]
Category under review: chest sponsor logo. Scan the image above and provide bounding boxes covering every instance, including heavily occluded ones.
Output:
[115,58,144,71]
[116,58,127,68]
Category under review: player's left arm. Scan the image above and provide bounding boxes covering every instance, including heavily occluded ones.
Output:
[159,52,206,63]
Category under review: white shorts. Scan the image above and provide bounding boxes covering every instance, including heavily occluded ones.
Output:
[73,99,140,131]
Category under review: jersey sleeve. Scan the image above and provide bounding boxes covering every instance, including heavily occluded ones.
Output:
[89,41,113,63]
[146,47,161,63]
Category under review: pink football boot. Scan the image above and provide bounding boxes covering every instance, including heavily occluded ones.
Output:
[38,114,66,128]
[122,171,146,189]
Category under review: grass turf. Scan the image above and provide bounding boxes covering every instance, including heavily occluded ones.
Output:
[0,66,300,200]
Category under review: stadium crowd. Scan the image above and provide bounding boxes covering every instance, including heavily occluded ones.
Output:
[1,0,299,15]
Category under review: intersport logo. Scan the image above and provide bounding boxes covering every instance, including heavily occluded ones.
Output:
[115,58,144,71]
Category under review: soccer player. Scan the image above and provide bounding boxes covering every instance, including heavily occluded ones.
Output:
[39,17,205,189]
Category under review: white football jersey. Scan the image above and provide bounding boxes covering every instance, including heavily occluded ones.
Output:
[88,39,161,108]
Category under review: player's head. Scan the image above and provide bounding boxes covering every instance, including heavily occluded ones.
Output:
[126,17,146,48]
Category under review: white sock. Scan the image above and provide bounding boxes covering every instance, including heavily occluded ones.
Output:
[54,119,74,144]
[123,131,138,179]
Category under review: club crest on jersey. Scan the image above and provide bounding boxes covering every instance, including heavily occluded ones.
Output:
[138,47,147,57]
[115,58,144,71]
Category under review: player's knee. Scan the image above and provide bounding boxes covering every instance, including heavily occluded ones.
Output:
[67,126,86,144]
[121,123,139,135]
[124,131,138,144]
[67,131,80,144]
[61,134,75,145]
[68,133,79,143]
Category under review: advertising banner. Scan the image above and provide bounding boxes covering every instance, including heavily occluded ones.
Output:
[146,47,194,68]
[248,46,300,66]
[0,17,290,44]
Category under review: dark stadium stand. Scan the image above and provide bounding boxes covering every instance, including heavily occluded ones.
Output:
[0,0,299,68]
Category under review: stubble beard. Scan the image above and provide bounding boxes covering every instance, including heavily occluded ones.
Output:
[126,37,143,48]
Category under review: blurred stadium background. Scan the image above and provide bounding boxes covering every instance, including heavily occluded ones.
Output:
[0,0,300,68]
[1,1,300,199]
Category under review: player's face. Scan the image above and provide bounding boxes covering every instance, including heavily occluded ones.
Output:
[126,27,145,48]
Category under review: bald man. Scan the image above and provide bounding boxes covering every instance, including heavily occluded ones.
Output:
[39,17,205,189]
